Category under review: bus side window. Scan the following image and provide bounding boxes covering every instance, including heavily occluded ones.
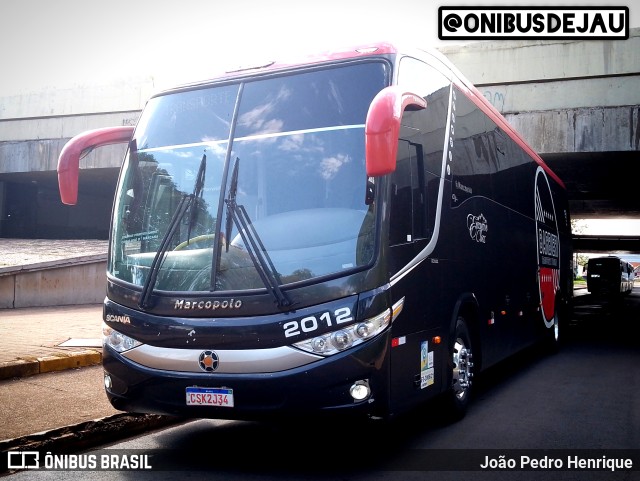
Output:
[389,136,433,246]
[389,141,417,246]
[390,57,451,248]
[450,86,497,204]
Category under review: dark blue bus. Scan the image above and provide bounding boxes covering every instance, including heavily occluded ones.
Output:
[58,42,572,421]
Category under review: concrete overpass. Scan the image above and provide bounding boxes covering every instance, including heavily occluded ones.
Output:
[572,235,640,254]
[441,30,640,222]
[0,31,639,252]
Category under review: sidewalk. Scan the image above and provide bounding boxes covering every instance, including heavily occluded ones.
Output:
[0,238,107,379]
[0,305,113,445]
[0,241,180,454]
[0,304,103,379]
[0,303,181,454]
[0,238,108,272]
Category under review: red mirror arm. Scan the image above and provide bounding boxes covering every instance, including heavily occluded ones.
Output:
[58,126,134,205]
[365,87,427,177]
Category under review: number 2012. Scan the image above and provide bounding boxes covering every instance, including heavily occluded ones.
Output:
[283,307,353,338]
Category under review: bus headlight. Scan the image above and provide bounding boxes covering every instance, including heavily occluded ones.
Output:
[102,323,142,353]
[293,308,391,356]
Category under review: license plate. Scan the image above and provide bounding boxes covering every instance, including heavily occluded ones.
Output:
[186,387,234,407]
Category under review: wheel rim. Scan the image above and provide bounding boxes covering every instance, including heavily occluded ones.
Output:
[452,338,473,400]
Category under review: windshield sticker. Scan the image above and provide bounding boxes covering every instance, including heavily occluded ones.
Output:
[122,231,159,243]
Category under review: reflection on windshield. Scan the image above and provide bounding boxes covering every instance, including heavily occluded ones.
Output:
[108,61,387,295]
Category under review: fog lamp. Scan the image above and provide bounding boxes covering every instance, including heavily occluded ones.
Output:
[349,380,371,401]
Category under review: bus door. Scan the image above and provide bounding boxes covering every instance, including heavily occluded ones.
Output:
[386,102,448,413]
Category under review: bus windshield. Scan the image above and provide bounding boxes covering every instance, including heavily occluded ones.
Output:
[108,61,387,294]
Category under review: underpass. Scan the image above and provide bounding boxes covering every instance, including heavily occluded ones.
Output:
[1,31,639,247]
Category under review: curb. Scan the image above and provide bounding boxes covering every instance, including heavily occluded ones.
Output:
[0,350,102,381]
[1,413,186,473]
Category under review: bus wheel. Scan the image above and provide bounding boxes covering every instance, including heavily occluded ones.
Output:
[446,317,474,418]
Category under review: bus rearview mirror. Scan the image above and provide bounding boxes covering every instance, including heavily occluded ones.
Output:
[365,86,426,177]
[58,126,134,205]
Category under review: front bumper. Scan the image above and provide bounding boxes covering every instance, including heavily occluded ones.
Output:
[103,331,391,421]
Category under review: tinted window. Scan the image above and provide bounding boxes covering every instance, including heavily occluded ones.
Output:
[109,62,388,292]
[389,59,450,248]
[450,86,497,205]
[236,62,388,136]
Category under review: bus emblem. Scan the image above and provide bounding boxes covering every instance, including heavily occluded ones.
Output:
[198,351,219,372]
[467,213,488,243]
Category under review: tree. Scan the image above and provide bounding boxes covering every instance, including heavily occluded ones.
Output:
[571,219,589,278]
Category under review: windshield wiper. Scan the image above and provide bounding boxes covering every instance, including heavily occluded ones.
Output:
[138,152,207,310]
[225,158,292,309]
[186,153,207,244]
[224,157,238,254]
[138,193,192,310]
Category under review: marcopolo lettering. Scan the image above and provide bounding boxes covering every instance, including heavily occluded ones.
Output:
[174,299,243,310]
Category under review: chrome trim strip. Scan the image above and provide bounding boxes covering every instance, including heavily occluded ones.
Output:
[122,344,322,374]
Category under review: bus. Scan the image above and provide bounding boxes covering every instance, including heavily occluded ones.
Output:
[587,256,635,296]
[57,42,573,422]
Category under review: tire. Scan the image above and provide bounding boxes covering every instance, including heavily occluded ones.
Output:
[444,317,475,419]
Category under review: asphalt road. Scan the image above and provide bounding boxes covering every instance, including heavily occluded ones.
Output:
[5,288,640,481]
